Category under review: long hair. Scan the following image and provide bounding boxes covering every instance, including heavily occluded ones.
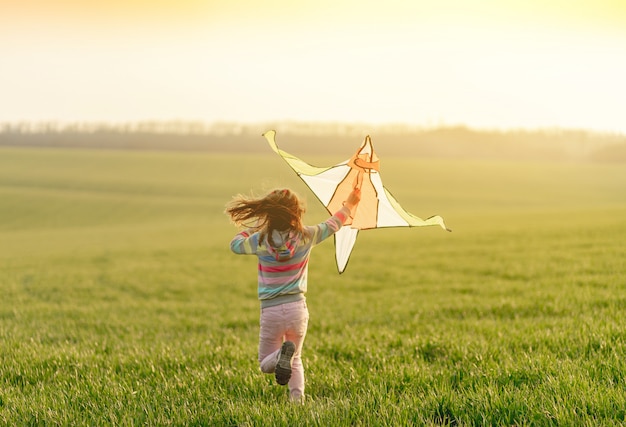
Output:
[225,188,305,245]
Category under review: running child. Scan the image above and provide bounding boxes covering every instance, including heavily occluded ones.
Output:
[226,187,361,402]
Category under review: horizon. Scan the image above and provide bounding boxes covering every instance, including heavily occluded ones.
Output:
[1,120,626,137]
[2,1,626,134]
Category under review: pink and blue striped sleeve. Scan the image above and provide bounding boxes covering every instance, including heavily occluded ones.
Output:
[230,230,259,255]
[310,207,351,245]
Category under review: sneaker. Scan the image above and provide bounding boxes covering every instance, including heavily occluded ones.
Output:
[275,341,295,385]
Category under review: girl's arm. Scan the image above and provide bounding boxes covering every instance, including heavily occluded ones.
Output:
[230,229,259,255]
[310,188,361,245]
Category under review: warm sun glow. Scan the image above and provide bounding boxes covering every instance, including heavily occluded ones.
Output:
[1,0,626,132]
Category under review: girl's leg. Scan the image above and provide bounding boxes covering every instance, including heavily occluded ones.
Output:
[283,300,309,401]
[258,305,285,373]
[257,300,310,401]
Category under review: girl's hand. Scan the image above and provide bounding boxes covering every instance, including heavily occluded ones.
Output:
[344,187,361,211]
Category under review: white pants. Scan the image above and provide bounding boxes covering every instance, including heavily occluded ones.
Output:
[258,300,309,400]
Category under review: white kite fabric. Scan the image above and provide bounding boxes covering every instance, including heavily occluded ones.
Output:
[263,130,450,273]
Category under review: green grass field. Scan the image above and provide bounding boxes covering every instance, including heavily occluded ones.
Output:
[1,146,626,426]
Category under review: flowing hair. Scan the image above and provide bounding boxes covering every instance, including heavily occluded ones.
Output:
[225,189,305,245]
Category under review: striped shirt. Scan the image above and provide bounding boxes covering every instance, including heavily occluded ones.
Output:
[230,207,350,308]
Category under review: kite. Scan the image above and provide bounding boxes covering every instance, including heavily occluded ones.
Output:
[263,130,450,273]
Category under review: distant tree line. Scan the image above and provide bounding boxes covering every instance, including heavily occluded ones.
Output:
[1,121,625,162]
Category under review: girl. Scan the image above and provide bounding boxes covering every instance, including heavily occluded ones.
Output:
[225,187,361,402]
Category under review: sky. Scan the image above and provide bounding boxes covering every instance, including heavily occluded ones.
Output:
[2,0,626,133]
